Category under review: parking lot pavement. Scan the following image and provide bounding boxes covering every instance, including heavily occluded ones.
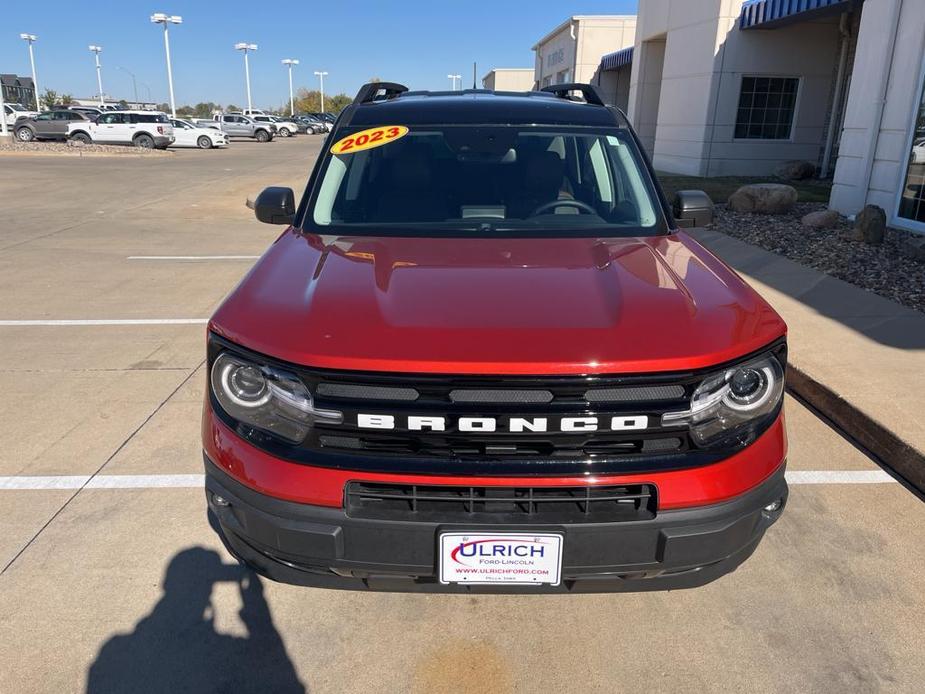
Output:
[1,138,923,693]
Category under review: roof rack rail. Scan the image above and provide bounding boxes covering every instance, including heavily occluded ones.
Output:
[540,83,606,106]
[353,82,409,105]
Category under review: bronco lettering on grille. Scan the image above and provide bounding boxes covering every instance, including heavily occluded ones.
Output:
[355,415,649,432]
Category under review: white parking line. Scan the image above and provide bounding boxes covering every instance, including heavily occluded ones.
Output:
[0,319,208,326]
[784,470,896,484]
[127,255,259,260]
[0,471,899,491]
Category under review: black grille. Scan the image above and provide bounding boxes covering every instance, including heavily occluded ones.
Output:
[208,334,787,476]
[345,481,657,523]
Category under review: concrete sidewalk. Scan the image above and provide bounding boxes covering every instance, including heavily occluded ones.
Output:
[690,228,925,490]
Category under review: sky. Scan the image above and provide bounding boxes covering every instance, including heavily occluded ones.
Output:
[1,0,638,109]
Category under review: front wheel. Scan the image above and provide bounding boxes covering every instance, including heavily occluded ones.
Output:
[16,127,35,142]
[279,127,291,138]
[133,133,155,149]
[255,129,270,143]
[69,132,91,145]
[197,135,212,149]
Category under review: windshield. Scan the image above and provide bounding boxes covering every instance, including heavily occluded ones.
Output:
[306,125,663,236]
[9,104,28,112]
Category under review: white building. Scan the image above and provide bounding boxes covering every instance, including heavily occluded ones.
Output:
[532,15,637,100]
[600,0,925,234]
[482,68,535,92]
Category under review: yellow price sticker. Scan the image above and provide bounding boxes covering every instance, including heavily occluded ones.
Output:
[330,126,409,155]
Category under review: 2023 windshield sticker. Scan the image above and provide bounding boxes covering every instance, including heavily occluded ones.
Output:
[330,126,409,155]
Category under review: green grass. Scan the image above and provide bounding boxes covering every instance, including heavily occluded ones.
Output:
[657,173,832,204]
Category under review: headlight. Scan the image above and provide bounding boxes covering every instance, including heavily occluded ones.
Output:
[662,352,784,447]
[210,352,342,443]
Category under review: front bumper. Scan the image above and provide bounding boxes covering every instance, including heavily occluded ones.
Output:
[205,454,787,593]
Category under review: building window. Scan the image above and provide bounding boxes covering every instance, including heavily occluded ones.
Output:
[898,76,925,225]
[734,76,799,140]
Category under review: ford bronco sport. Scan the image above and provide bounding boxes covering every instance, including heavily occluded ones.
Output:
[203,82,788,592]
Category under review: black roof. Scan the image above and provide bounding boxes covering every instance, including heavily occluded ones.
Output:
[346,90,625,128]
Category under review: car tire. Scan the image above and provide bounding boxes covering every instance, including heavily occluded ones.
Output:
[197,135,213,149]
[16,127,35,142]
[279,127,291,138]
[134,133,155,149]
[255,129,270,143]
[69,132,92,145]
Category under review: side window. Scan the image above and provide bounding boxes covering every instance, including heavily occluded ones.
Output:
[35,113,52,121]
[68,112,84,120]
[99,114,115,124]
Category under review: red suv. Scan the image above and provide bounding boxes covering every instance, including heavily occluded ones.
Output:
[203,82,788,592]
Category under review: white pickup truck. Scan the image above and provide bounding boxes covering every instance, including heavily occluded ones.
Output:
[195,113,276,142]
[4,103,39,127]
[67,110,175,149]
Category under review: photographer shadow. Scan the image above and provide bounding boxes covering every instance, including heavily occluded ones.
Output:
[87,546,306,694]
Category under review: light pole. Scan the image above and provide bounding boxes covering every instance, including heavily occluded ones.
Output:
[116,66,139,105]
[235,43,257,112]
[0,75,8,138]
[314,70,328,113]
[447,74,461,91]
[282,59,299,116]
[19,34,40,110]
[89,46,104,106]
[150,13,181,117]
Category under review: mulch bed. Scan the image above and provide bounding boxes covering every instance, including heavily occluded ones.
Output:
[712,202,925,314]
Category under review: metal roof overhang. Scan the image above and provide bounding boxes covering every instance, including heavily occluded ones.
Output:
[740,0,857,30]
[600,46,633,72]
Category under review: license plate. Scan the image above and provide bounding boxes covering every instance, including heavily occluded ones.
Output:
[439,532,563,586]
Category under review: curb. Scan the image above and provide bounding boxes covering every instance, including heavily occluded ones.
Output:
[787,364,925,493]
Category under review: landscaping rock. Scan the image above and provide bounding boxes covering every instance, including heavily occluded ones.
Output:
[801,209,840,229]
[842,204,886,244]
[727,183,798,214]
[901,235,925,262]
[711,201,925,314]
[775,160,816,180]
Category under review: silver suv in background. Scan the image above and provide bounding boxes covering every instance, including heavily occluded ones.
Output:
[196,113,275,142]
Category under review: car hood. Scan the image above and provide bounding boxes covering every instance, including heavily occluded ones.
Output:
[210,230,786,375]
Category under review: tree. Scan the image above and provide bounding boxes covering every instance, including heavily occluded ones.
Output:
[40,88,58,110]
[60,94,74,106]
[117,99,129,109]
[292,89,351,115]
[156,102,171,113]
[326,94,351,115]
[226,104,240,113]
[176,104,195,117]
[192,102,220,118]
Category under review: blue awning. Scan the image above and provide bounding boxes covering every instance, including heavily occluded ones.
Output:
[740,0,856,30]
[600,46,633,71]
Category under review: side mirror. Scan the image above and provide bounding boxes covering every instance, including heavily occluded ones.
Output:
[672,190,714,228]
[254,186,295,225]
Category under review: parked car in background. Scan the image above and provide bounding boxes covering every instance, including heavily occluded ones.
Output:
[67,110,174,149]
[307,113,333,132]
[241,108,269,117]
[910,138,925,165]
[4,103,38,127]
[67,105,105,121]
[251,114,299,137]
[14,110,90,142]
[196,113,275,142]
[294,115,325,134]
[169,118,228,149]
